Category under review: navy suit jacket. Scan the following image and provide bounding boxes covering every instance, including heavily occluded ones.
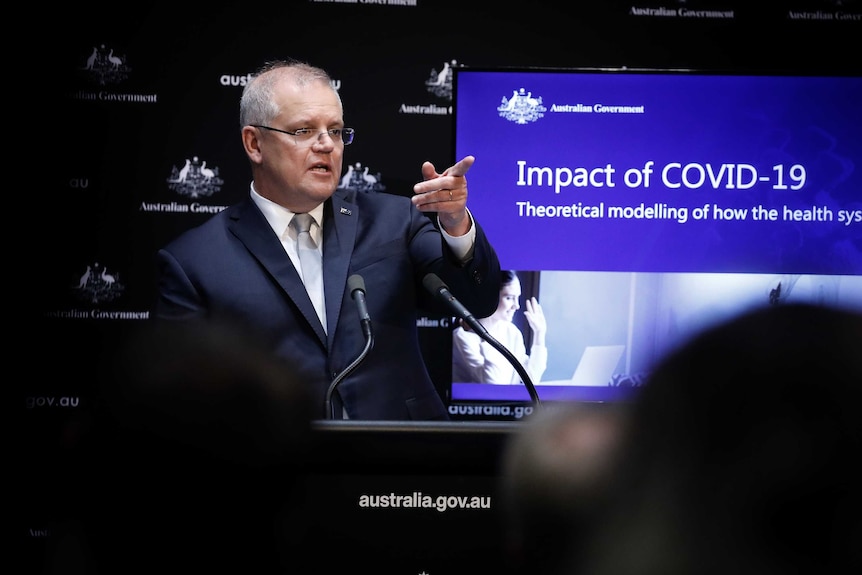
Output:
[155,187,501,420]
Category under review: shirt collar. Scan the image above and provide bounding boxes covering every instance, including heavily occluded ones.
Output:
[250,182,324,239]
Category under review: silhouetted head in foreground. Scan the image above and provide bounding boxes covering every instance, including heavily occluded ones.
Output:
[499,402,627,575]
[57,319,316,574]
[577,303,862,575]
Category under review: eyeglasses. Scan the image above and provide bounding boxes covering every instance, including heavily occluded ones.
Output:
[251,125,355,146]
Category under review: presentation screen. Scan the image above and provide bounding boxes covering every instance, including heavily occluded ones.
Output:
[448,67,862,416]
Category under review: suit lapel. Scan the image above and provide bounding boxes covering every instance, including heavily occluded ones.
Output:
[323,190,359,349]
[227,198,327,346]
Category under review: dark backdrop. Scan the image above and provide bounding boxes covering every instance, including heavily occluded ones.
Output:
[23,1,860,572]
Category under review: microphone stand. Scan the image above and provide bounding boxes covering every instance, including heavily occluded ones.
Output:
[466,320,542,407]
[423,273,541,408]
[325,274,374,420]
[324,335,373,420]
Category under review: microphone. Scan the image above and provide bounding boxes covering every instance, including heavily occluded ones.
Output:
[422,272,488,337]
[423,273,541,408]
[349,274,372,340]
[324,274,374,419]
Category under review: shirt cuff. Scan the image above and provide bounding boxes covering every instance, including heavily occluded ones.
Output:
[439,208,476,262]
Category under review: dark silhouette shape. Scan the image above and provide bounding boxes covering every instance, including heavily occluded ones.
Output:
[41,319,317,574]
[498,402,627,575]
[576,303,862,575]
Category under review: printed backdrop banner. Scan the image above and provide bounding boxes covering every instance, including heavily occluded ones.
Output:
[26,1,862,572]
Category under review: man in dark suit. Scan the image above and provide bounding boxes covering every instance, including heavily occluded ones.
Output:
[155,58,501,420]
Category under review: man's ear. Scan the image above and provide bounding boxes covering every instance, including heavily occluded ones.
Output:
[241,126,263,164]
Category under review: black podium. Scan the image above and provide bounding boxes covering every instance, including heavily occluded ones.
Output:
[293,420,520,574]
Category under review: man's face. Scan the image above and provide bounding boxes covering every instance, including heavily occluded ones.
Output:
[252,79,346,211]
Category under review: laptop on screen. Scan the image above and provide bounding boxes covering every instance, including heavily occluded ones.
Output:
[569,345,626,386]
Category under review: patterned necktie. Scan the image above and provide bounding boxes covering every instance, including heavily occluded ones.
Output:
[292,213,326,332]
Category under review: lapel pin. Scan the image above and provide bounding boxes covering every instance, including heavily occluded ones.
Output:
[340,207,352,216]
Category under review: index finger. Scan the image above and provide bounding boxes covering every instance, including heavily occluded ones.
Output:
[443,155,475,177]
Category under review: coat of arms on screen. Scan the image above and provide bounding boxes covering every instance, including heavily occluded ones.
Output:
[72,262,124,304]
[340,162,386,194]
[498,88,547,124]
[425,60,457,100]
[80,44,131,86]
[166,156,224,199]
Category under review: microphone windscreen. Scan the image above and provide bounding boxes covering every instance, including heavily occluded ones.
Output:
[347,274,366,294]
[422,273,447,295]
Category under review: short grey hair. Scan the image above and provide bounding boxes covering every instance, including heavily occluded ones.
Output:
[239,59,342,128]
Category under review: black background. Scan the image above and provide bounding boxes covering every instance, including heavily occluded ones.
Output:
[23,1,861,572]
